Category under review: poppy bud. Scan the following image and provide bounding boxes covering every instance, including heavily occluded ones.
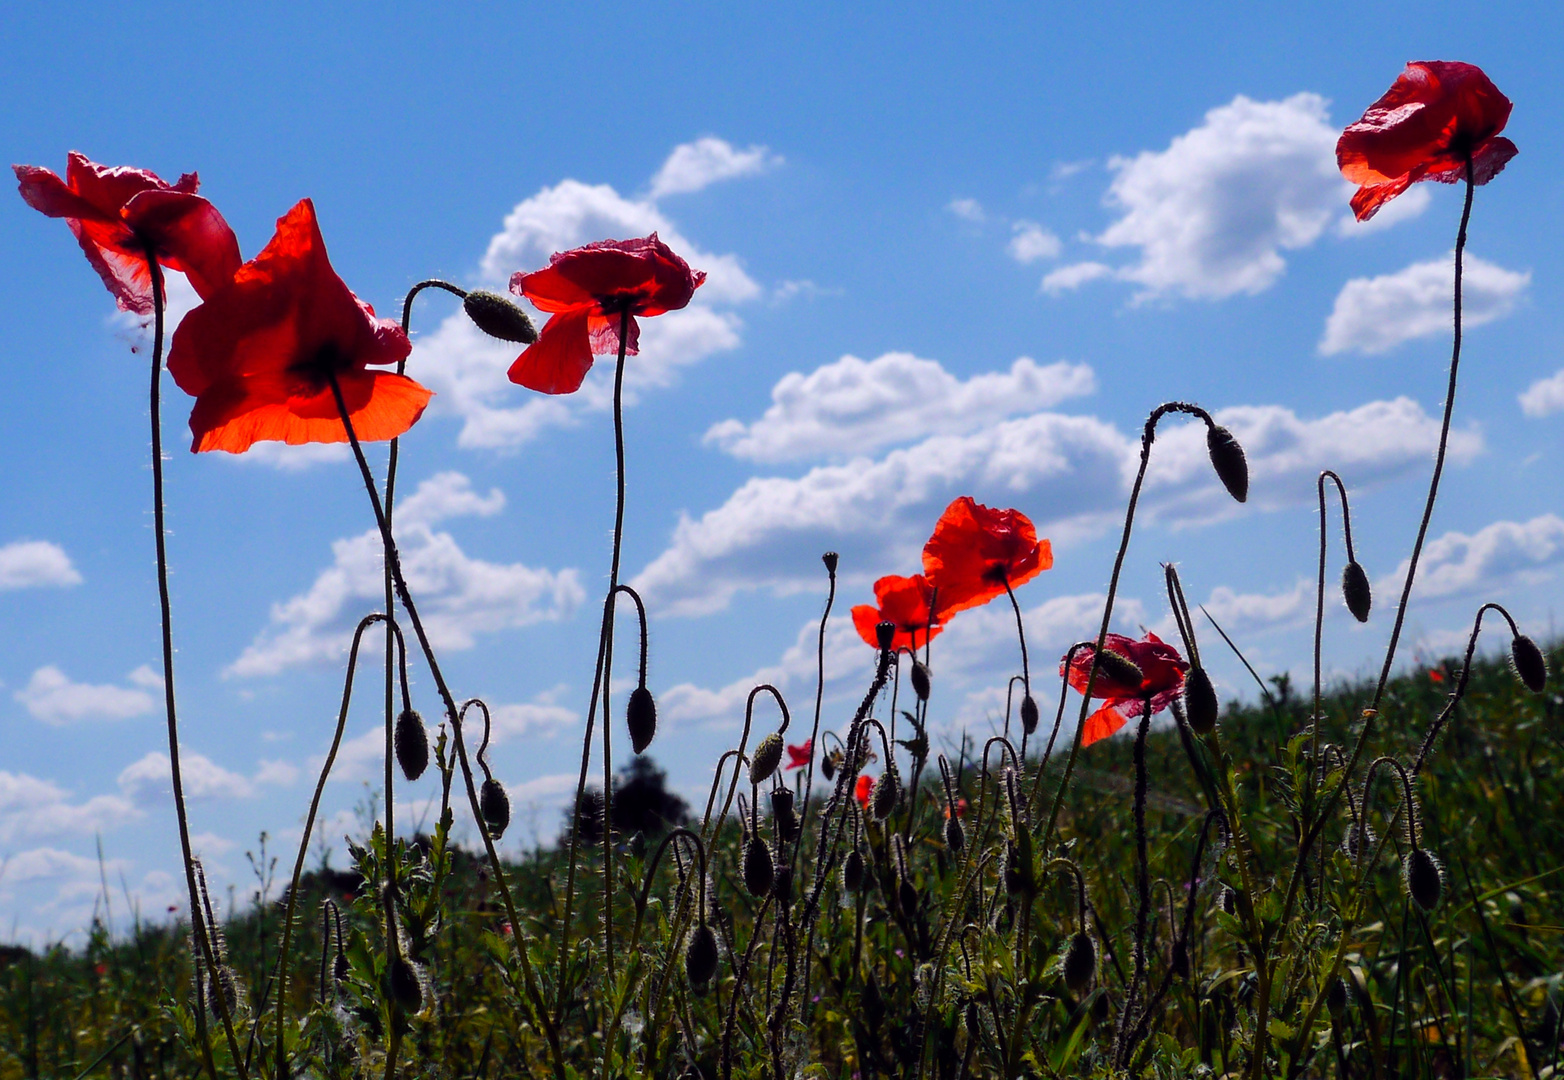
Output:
[1091,990,1111,1023]
[750,733,784,786]
[1003,841,1033,897]
[841,849,865,892]
[1341,822,1376,861]
[387,955,424,1014]
[875,620,896,652]
[822,551,839,575]
[463,289,537,344]
[392,708,429,782]
[772,789,801,842]
[1510,634,1548,693]
[944,814,965,854]
[1206,423,1249,503]
[1094,649,1144,691]
[684,924,719,986]
[898,878,919,916]
[1019,694,1040,735]
[870,771,899,820]
[1170,941,1190,979]
[1325,976,1349,1018]
[1063,930,1096,993]
[626,684,657,754]
[910,660,931,702]
[1342,561,1372,623]
[821,749,840,782]
[1220,886,1238,916]
[773,864,793,905]
[333,951,350,984]
[1405,847,1444,911]
[479,778,511,840]
[1184,666,1218,735]
[743,835,774,898]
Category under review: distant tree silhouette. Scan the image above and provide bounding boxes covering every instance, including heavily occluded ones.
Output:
[564,756,690,847]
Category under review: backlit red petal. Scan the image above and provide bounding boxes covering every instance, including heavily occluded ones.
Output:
[511,265,596,312]
[1080,704,1128,747]
[121,189,241,300]
[507,308,595,394]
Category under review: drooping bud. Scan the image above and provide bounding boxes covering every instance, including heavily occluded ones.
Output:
[685,924,719,986]
[898,877,918,916]
[1206,423,1249,503]
[1094,648,1144,691]
[750,733,784,786]
[626,684,657,754]
[875,620,896,652]
[1063,931,1096,993]
[870,770,899,820]
[1003,841,1033,897]
[772,788,800,843]
[822,551,839,575]
[479,778,511,840]
[1406,848,1444,911]
[394,709,429,781]
[1342,561,1372,623]
[821,749,841,782]
[743,835,775,898]
[1510,634,1548,694]
[1019,694,1040,736]
[1184,666,1218,735]
[387,956,424,1014]
[1170,941,1190,979]
[1341,822,1376,861]
[463,290,537,343]
[1325,976,1350,1018]
[333,951,350,984]
[910,660,931,702]
[841,849,865,892]
[1220,886,1238,916]
[943,814,965,854]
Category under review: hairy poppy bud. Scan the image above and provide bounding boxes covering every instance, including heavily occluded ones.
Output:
[387,956,424,1014]
[1170,941,1190,979]
[626,684,657,754]
[1019,694,1040,735]
[1063,931,1096,993]
[772,788,800,842]
[841,849,865,892]
[1341,822,1376,861]
[1003,840,1033,897]
[822,551,839,575]
[1184,666,1218,735]
[685,924,718,986]
[463,289,537,344]
[394,708,429,781]
[1325,976,1349,1018]
[479,778,511,840]
[898,878,918,916]
[875,620,896,652]
[1094,649,1144,691]
[743,835,774,898]
[944,814,965,854]
[1510,634,1548,693]
[773,864,793,905]
[870,770,899,820]
[1406,847,1443,911]
[910,660,931,702]
[1342,561,1372,623]
[750,733,784,786]
[1220,886,1238,916]
[333,951,350,984]
[821,748,841,782]
[1207,423,1249,503]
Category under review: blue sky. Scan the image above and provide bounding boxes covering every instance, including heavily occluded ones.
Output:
[2,2,1562,939]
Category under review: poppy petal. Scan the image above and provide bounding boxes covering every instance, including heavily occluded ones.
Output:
[1080,704,1128,747]
[190,370,431,453]
[511,265,596,313]
[121,189,241,300]
[587,313,642,357]
[13,165,115,222]
[508,307,595,394]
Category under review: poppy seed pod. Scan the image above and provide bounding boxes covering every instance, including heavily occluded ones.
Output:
[870,770,899,820]
[1510,634,1548,693]
[626,684,657,754]
[394,708,429,782]
[910,660,931,702]
[1063,930,1096,993]
[743,835,774,898]
[463,289,537,344]
[841,848,865,892]
[750,733,784,786]
[1206,423,1249,503]
[387,956,424,1014]
[479,778,511,840]
[1184,666,1218,735]
[822,551,839,574]
[1094,649,1144,691]
[944,814,965,854]
[875,620,896,652]
[684,924,719,986]
[1019,694,1040,735]
[1406,847,1444,911]
[1342,561,1372,623]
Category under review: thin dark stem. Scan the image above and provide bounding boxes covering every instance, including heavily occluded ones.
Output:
[1412,602,1517,775]
[1004,580,1031,758]
[1115,706,1154,1067]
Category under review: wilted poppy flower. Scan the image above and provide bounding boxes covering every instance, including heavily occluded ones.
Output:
[1063,632,1189,747]
[167,199,431,454]
[922,497,1052,616]
[1338,61,1518,221]
[14,152,240,314]
[854,774,875,810]
[507,234,705,395]
[785,739,813,770]
[851,574,945,652]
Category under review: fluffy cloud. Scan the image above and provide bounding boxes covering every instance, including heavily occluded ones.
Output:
[15,665,161,724]
[227,472,583,677]
[1379,514,1564,604]
[635,395,1478,616]
[116,750,290,804]
[1042,262,1114,294]
[0,540,82,590]
[0,771,139,845]
[1054,94,1349,299]
[1008,222,1062,263]
[648,137,781,198]
[1320,252,1530,355]
[703,353,1096,462]
[947,198,986,224]
[1518,369,1564,418]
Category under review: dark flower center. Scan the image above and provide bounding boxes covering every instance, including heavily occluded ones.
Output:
[597,290,646,316]
[290,341,353,392]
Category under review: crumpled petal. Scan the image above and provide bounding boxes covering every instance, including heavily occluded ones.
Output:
[507,307,595,395]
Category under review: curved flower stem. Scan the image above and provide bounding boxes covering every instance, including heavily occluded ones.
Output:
[1411,602,1516,775]
[1114,703,1154,1067]
[324,370,565,1079]
[1003,580,1032,759]
[143,249,246,1080]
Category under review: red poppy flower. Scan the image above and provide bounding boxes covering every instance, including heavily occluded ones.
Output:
[785,739,813,770]
[922,497,1052,617]
[1338,61,1518,221]
[854,774,875,810]
[1063,631,1189,747]
[506,234,705,395]
[14,152,240,314]
[943,797,968,820]
[851,574,945,651]
[167,199,430,454]
[1428,668,1446,684]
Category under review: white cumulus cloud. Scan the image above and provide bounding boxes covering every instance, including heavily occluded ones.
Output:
[1008,222,1062,263]
[0,541,82,590]
[703,353,1096,463]
[648,137,781,198]
[116,751,284,804]
[15,666,160,724]
[1041,262,1115,294]
[1320,252,1530,356]
[1379,515,1564,604]
[947,198,986,224]
[1520,369,1564,418]
[0,772,139,845]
